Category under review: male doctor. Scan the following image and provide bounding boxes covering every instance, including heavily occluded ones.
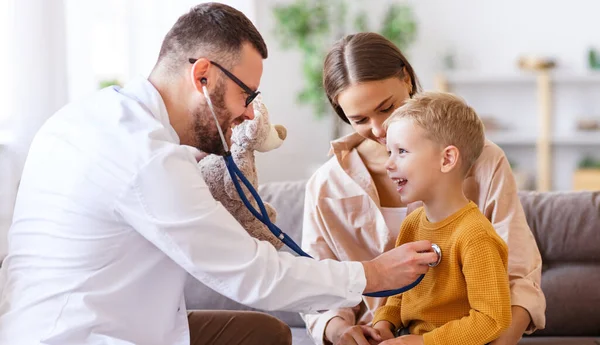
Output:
[0,3,437,345]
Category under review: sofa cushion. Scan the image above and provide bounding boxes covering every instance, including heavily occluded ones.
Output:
[519,191,600,263]
[536,264,600,336]
[258,180,307,248]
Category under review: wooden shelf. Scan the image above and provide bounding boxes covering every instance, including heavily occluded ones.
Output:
[553,132,600,145]
[439,72,535,85]
[486,132,536,145]
[487,131,600,146]
[436,70,600,192]
[439,71,600,85]
[552,72,600,83]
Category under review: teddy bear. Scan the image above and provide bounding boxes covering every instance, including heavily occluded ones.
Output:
[199,95,287,249]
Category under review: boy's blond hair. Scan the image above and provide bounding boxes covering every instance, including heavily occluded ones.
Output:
[384,91,485,174]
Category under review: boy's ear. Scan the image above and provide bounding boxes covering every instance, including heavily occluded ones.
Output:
[440,145,460,173]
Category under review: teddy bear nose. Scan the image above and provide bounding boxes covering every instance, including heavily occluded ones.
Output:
[274,125,287,140]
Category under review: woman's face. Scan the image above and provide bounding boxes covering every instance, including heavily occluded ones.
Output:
[336,77,411,145]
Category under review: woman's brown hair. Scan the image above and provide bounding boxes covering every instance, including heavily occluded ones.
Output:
[323,32,421,124]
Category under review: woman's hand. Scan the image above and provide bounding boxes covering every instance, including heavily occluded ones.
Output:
[489,306,531,345]
[380,335,424,345]
[326,317,382,345]
[372,321,395,342]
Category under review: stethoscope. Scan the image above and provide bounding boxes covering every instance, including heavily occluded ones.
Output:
[201,81,442,298]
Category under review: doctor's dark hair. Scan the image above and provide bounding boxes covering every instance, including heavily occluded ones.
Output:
[323,32,421,124]
[157,2,267,71]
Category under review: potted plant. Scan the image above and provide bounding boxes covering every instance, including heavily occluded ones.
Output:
[272,0,417,139]
[573,156,600,191]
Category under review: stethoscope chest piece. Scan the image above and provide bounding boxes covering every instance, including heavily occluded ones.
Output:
[429,243,442,267]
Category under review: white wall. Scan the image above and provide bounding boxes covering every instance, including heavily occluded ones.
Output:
[254,0,600,187]
[64,0,257,101]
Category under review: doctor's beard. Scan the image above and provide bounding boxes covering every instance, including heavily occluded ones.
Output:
[192,80,232,156]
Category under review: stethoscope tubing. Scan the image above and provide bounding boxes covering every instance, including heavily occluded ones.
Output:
[202,84,430,297]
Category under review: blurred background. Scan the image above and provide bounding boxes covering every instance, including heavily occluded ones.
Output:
[2,0,600,256]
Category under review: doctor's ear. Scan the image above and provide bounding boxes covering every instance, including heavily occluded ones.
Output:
[189,57,211,92]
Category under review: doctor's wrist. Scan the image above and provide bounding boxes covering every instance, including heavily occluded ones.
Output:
[361,261,381,293]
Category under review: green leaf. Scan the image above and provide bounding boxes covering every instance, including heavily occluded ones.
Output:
[354,12,369,32]
[272,0,418,121]
[98,79,122,89]
[379,4,417,50]
[579,156,600,169]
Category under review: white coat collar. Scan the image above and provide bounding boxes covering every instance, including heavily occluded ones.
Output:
[118,76,180,144]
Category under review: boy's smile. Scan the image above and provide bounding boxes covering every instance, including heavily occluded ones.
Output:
[385,118,442,204]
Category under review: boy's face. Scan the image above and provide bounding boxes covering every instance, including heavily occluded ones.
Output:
[385,118,443,204]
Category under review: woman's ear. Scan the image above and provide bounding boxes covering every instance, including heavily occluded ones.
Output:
[440,145,460,173]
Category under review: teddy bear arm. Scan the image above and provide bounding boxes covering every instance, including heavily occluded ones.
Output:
[246,219,284,249]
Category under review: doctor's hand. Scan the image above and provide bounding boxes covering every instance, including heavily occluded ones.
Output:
[326,317,382,345]
[362,240,437,294]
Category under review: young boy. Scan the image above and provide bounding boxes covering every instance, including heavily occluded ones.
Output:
[372,92,511,345]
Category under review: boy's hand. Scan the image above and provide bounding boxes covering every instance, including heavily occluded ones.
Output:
[326,317,383,345]
[372,321,395,341]
[380,335,424,345]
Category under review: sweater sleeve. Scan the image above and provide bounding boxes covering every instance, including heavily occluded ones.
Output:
[423,233,512,345]
[372,294,404,331]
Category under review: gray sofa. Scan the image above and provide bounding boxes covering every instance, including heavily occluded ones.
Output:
[184,180,600,344]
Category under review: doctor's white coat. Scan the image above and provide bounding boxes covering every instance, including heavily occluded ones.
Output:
[0,77,365,345]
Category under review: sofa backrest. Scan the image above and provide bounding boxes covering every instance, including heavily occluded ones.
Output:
[185,181,600,335]
[518,191,600,336]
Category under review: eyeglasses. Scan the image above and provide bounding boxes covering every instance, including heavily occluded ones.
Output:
[189,58,260,107]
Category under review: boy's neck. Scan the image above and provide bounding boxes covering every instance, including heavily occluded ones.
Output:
[422,178,470,223]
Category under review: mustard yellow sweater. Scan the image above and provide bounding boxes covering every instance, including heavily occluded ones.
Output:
[372,202,511,345]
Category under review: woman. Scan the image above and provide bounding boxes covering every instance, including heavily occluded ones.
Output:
[301,32,545,345]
